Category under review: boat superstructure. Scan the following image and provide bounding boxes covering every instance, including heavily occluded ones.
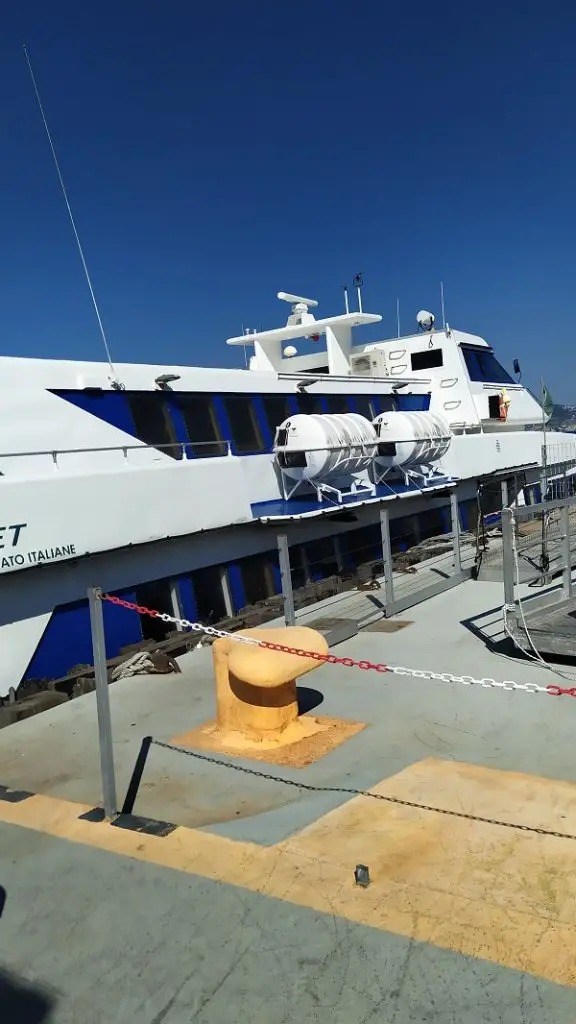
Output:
[0,291,571,698]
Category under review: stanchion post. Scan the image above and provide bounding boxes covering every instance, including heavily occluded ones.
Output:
[501,478,509,510]
[277,534,296,626]
[450,491,461,575]
[562,504,572,599]
[379,508,395,614]
[87,587,118,819]
[502,508,515,609]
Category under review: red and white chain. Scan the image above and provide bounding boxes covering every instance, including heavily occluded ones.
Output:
[100,593,576,698]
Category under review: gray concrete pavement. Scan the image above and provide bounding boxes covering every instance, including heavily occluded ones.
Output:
[2,578,576,1021]
[0,579,574,842]
[1,822,574,1024]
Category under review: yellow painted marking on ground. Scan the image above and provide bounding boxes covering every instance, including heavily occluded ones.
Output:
[2,759,576,987]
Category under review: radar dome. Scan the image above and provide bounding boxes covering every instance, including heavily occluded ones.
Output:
[416,310,435,331]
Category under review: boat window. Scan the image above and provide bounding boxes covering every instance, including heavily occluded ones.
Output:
[239,552,278,606]
[176,395,224,457]
[324,395,350,414]
[411,349,443,371]
[390,516,418,553]
[191,565,228,623]
[461,346,514,384]
[340,524,381,565]
[397,394,430,411]
[295,393,324,414]
[353,397,378,420]
[488,395,501,419]
[135,580,175,641]
[222,395,263,453]
[262,395,292,437]
[378,442,397,456]
[304,537,339,580]
[275,427,289,447]
[290,546,307,590]
[418,508,446,540]
[127,393,181,459]
[375,395,397,413]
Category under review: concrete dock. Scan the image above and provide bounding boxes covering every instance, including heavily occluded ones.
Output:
[2,578,576,1022]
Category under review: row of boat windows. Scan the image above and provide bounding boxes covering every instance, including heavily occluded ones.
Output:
[409,345,514,385]
[135,506,472,642]
[56,389,428,458]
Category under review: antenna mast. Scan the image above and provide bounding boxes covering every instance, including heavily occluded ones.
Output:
[23,44,121,387]
[353,272,364,314]
[440,280,446,331]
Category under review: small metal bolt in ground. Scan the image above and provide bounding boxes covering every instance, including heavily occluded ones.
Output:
[354,864,370,888]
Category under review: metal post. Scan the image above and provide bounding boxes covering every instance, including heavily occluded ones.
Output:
[500,478,508,510]
[501,508,515,610]
[379,508,395,614]
[540,442,548,504]
[450,491,461,575]
[277,534,295,626]
[87,587,117,819]
[562,504,572,599]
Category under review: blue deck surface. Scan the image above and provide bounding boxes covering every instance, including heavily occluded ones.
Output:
[251,477,455,520]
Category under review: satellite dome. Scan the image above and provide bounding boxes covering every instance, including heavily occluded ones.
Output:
[416,310,436,331]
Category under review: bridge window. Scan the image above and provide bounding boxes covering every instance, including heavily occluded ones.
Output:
[127,393,180,459]
[223,395,263,453]
[262,395,292,438]
[176,395,223,457]
[461,346,514,385]
[411,349,443,371]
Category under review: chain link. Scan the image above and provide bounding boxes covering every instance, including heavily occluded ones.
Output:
[151,740,576,842]
[101,594,260,645]
[389,666,548,694]
[99,593,575,697]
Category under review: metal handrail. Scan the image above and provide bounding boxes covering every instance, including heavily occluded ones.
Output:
[0,439,233,461]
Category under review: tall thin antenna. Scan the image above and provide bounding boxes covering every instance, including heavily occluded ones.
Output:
[353,272,363,314]
[396,297,401,338]
[241,325,249,368]
[440,280,446,331]
[23,44,120,386]
[343,285,350,315]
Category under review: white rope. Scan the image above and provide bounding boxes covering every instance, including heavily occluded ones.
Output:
[503,509,576,682]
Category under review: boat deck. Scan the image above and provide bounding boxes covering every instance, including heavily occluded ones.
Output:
[2,577,576,1022]
[251,477,454,520]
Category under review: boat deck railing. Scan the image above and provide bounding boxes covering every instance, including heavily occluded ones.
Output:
[0,439,233,471]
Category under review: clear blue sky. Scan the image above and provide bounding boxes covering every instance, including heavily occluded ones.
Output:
[2,2,575,400]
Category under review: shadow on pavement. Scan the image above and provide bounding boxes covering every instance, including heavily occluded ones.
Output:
[0,888,57,1022]
[0,968,56,1023]
[297,685,324,714]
